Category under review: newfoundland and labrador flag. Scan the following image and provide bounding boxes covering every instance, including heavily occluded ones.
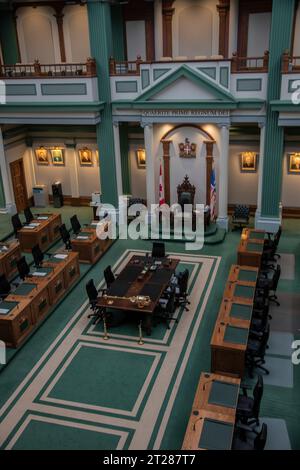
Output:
[210,166,217,221]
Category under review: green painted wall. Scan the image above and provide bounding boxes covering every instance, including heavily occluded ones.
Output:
[0,169,5,209]
[111,5,125,61]
[119,123,131,194]
[87,1,118,207]
[0,11,20,64]
[261,0,295,218]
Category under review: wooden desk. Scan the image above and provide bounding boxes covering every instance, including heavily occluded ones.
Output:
[43,251,80,289]
[8,279,50,325]
[18,213,62,253]
[0,297,34,348]
[71,221,112,264]
[0,241,22,279]
[237,229,265,268]
[210,265,256,378]
[182,373,240,450]
[97,255,179,334]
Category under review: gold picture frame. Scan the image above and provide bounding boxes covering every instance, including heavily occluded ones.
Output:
[51,148,65,166]
[240,152,258,173]
[288,153,300,174]
[136,148,146,169]
[95,150,99,166]
[79,148,93,167]
[35,147,49,166]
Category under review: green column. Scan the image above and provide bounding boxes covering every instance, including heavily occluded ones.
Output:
[87,1,118,207]
[0,10,20,64]
[261,0,295,218]
[119,123,131,194]
[0,169,5,209]
[111,5,125,61]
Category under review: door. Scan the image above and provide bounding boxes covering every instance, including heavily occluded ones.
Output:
[10,158,28,212]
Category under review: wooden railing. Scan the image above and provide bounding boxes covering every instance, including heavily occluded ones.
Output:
[0,58,97,79]
[231,51,269,73]
[109,52,269,76]
[282,51,300,72]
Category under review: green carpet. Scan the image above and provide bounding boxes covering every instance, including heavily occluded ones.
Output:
[0,218,299,450]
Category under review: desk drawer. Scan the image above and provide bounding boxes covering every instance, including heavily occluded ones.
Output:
[0,305,33,348]
[47,271,65,305]
[31,287,51,324]
[63,260,80,288]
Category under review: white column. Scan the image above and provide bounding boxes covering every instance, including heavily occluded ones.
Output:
[113,122,123,198]
[69,146,80,199]
[255,123,266,227]
[0,128,16,214]
[143,123,156,207]
[28,146,37,187]
[217,124,230,231]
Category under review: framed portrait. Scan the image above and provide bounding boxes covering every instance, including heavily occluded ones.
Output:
[51,148,65,166]
[95,150,99,166]
[240,152,258,173]
[79,148,93,167]
[35,147,49,166]
[136,148,146,169]
[288,153,300,174]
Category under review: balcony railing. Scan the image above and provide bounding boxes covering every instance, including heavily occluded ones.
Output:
[0,58,97,79]
[282,51,300,73]
[109,52,269,76]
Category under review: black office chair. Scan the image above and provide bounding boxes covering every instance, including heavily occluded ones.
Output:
[155,287,177,329]
[11,214,23,237]
[151,242,165,258]
[232,423,267,450]
[236,375,264,427]
[246,325,270,378]
[24,207,34,224]
[264,226,282,258]
[232,205,250,231]
[70,215,81,235]
[0,274,12,300]
[17,256,31,281]
[86,279,105,325]
[258,265,281,306]
[104,265,115,289]
[59,224,72,250]
[174,269,190,311]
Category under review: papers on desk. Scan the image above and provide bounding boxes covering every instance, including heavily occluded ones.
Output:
[0,308,9,314]
[23,225,35,230]
[37,216,49,220]
[0,246,8,252]
[90,221,98,227]
[53,254,68,260]
[77,236,89,240]
[32,271,47,277]
[25,223,40,229]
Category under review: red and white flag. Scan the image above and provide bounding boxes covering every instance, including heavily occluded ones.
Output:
[159,161,165,206]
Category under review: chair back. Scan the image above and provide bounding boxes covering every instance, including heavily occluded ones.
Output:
[0,274,11,297]
[32,244,44,267]
[17,256,30,280]
[177,269,189,294]
[252,374,264,419]
[11,214,22,236]
[86,279,98,305]
[152,242,165,258]
[59,224,70,244]
[254,423,267,450]
[177,175,195,210]
[272,265,281,291]
[166,287,176,314]
[70,215,81,235]
[233,205,250,221]
[274,226,282,247]
[104,265,115,288]
[24,207,34,224]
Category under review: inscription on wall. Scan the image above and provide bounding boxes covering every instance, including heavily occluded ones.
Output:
[141,110,230,117]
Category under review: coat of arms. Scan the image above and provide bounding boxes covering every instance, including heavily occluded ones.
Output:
[179,138,197,158]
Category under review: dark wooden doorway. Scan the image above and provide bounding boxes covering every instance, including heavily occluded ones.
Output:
[10,158,28,212]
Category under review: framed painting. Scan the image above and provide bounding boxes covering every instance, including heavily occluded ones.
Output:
[288,153,300,174]
[51,148,65,166]
[79,148,93,167]
[240,152,258,173]
[136,148,146,169]
[35,147,49,166]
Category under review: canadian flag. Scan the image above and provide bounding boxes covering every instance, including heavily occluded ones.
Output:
[159,161,165,206]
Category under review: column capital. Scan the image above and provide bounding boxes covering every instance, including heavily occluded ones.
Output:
[258,122,266,129]
[113,121,120,129]
[218,123,230,130]
[141,122,153,129]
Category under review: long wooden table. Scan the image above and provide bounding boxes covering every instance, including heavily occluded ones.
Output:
[97,254,179,335]
[182,372,241,450]
[1,251,80,348]
[17,213,62,253]
[71,220,113,264]
[237,228,266,268]
[210,265,259,378]
[0,240,22,280]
